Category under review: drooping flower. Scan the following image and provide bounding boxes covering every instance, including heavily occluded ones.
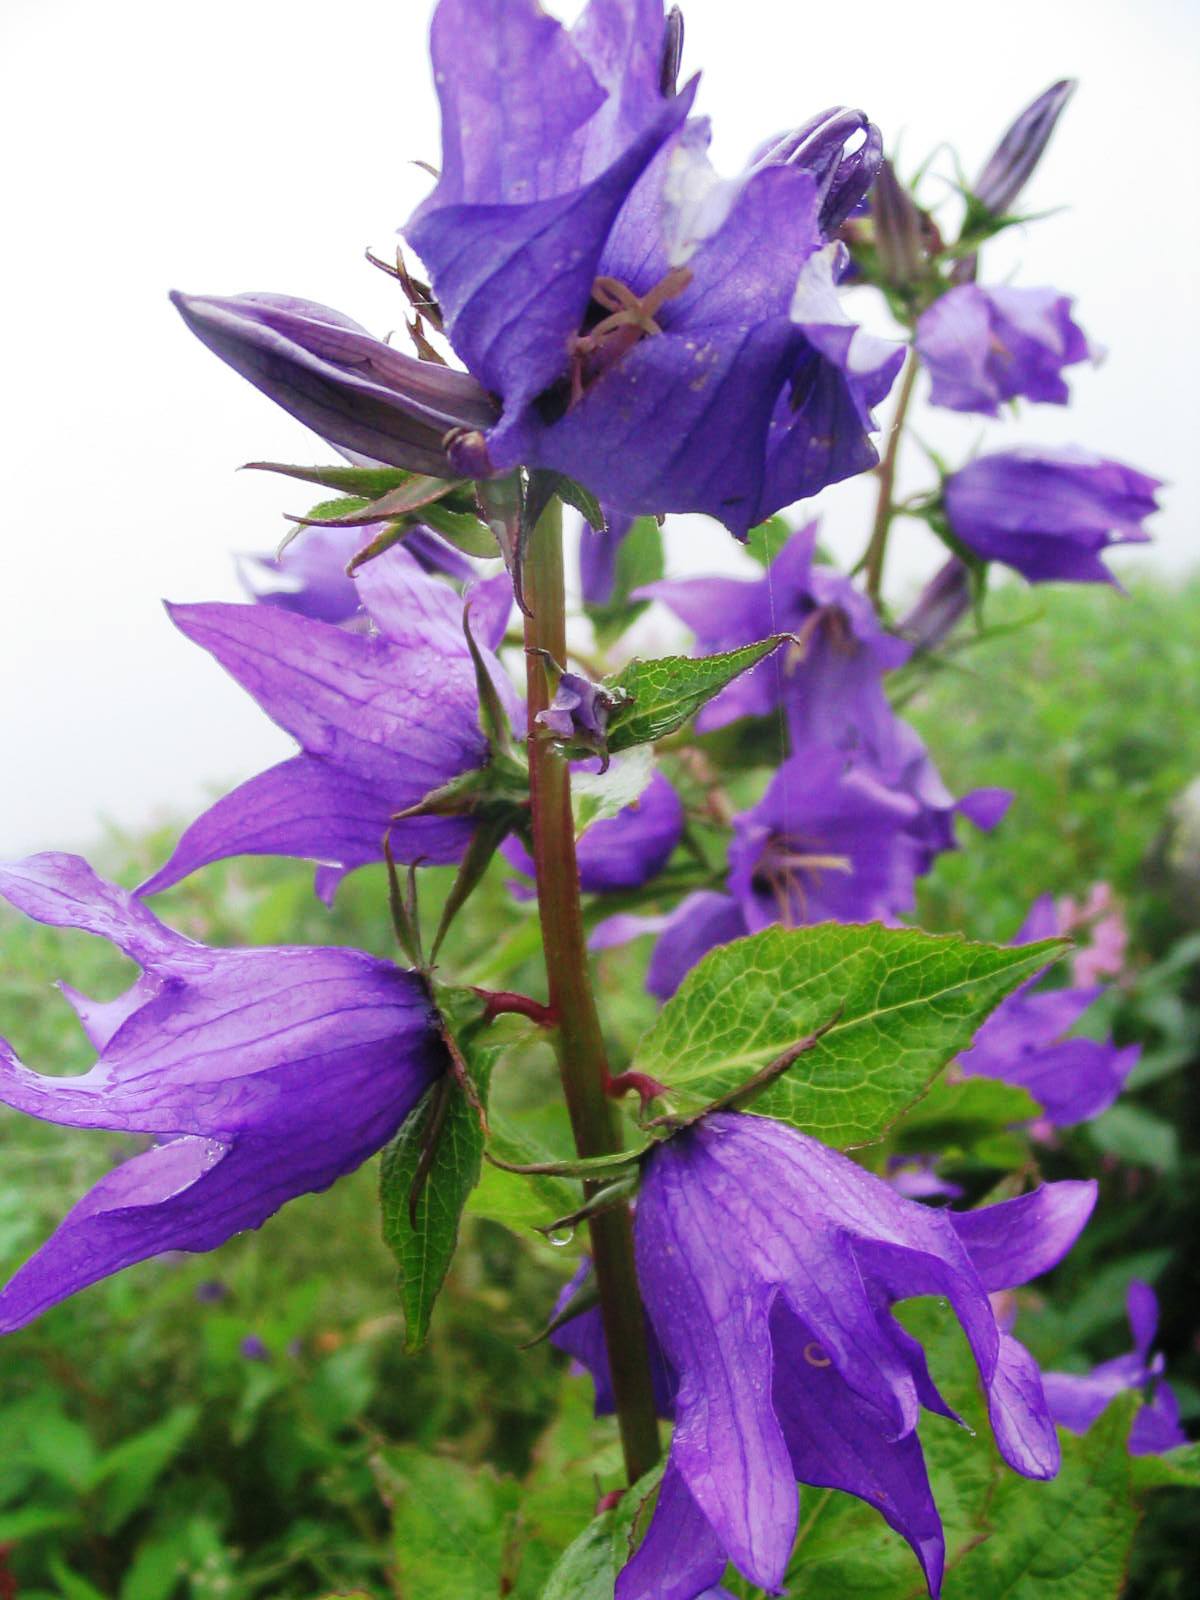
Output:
[170,292,500,477]
[579,512,636,606]
[916,284,1096,417]
[639,522,909,735]
[1042,1281,1187,1455]
[942,447,1159,585]
[139,551,515,905]
[956,895,1139,1126]
[238,523,475,625]
[0,855,443,1334]
[504,768,684,894]
[553,1112,1096,1598]
[405,0,902,533]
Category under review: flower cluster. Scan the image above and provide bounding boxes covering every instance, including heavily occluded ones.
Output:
[0,4,1183,1599]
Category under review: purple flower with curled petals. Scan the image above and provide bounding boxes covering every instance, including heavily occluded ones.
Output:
[641,522,908,735]
[957,895,1139,1126]
[553,1112,1096,1598]
[239,524,475,626]
[1042,1281,1187,1455]
[139,550,515,905]
[504,769,684,894]
[728,743,920,929]
[0,855,442,1335]
[942,447,1159,585]
[916,284,1096,417]
[535,668,628,756]
[170,292,500,477]
[405,0,900,533]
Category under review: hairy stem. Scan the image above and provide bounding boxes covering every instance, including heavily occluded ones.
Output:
[523,498,662,1484]
[862,352,918,606]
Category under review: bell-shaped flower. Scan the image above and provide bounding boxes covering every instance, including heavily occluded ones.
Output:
[1042,1281,1187,1456]
[170,292,500,477]
[638,522,909,735]
[139,550,515,904]
[406,0,901,533]
[916,284,1096,417]
[504,769,684,895]
[942,447,1159,585]
[553,1111,1096,1598]
[0,855,443,1334]
[957,895,1139,1126]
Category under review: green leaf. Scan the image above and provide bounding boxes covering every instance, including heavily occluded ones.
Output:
[1130,1441,1200,1491]
[787,1301,1140,1600]
[469,1107,580,1232]
[539,1462,664,1599]
[1088,1102,1180,1172]
[633,924,1065,1146]
[422,499,502,556]
[887,1075,1040,1152]
[379,992,504,1351]
[92,1404,199,1533]
[376,1446,524,1600]
[584,515,664,647]
[0,1506,81,1542]
[604,636,790,754]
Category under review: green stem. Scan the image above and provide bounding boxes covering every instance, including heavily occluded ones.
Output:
[862,351,918,607]
[522,498,662,1485]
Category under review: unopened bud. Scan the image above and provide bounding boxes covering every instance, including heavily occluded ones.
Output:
[972,79,1077,217]
[870,160,924,287]
[897,557,971,653]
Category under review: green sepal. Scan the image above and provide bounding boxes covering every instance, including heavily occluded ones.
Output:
[477,471,529,612]
[289,473,465,529]
[242,460,411,499]
[526,470,605,536]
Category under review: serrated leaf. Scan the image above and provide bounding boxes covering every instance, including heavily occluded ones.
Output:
[604,636,790,754]
[633,924,1065,1147]
[380,996,504,1351]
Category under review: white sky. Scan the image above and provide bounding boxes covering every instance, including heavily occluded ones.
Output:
[1,0,1197,857]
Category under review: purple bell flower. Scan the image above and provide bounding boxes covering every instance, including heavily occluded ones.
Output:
[553,1112,1096,1598]
[957,895,1139,1126]
[503,768,684,894]
[406,0,901,534]
[170,292,499,477]
[1042,1281,1187,1455]
[139,552,515,905]
[0,855,442,1334]
[579,512,636,606]
[916,284,1096,417]
[942,447,1159,585]
[239,524,475,626]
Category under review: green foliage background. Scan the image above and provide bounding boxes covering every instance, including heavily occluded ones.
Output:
[1,572,1197,1596]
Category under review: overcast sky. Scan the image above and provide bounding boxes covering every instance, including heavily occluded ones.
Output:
[2,0,1197,858]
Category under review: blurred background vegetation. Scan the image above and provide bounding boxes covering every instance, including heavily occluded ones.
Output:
[1,572,1197,1597]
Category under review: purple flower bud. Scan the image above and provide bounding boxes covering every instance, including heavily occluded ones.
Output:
[194,1279,230,1304]
[170,292,499,477]
[759,107,884,231]
[871,159,925,287]
[943,447,1159,585]
[898,558,971,654]
[536,670,626,748]
[971,79,1077,217]
[240,1334,270,1362]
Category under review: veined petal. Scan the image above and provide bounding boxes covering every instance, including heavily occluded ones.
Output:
[947,1181,1097,1291]
[614,1461,729,1600]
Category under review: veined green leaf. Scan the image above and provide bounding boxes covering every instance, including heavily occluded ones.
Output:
[633,923,1065,1146]
[605,636,790,754]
